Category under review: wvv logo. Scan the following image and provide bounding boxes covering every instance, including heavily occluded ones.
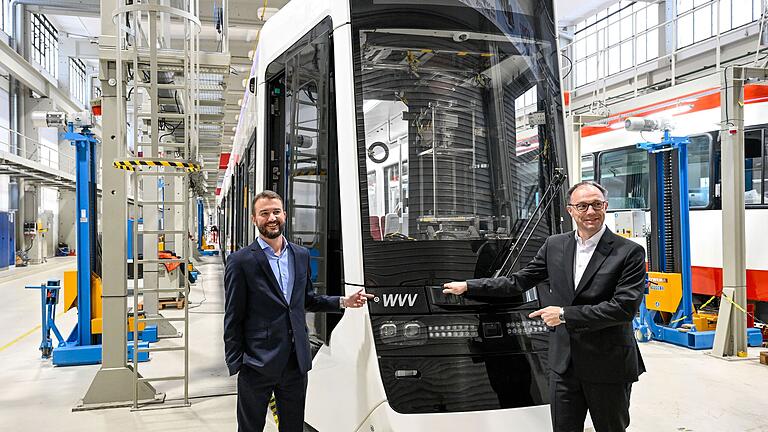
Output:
[382,293,419,308]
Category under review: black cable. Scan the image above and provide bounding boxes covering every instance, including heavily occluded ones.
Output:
[173,90,182,113]
[561,52,573,79]
[188,274,207,309]
[342,281,371,288]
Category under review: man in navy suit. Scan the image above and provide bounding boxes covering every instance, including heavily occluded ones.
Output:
[224,190,372,432]
[443,181,646,432]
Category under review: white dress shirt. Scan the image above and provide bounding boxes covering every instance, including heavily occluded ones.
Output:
[573,225,607,290]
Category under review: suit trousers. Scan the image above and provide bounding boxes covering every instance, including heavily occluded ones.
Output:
[549,367,632,432]
[237,351,308,432]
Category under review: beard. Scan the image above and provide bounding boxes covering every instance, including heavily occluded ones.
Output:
[257,221,284,239]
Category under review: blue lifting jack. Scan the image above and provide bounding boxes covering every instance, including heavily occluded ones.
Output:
[25,280,65,358]
[626,119,763,349]
[31,112,157,366]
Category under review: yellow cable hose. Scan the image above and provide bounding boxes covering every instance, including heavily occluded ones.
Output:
[663,294,764,328]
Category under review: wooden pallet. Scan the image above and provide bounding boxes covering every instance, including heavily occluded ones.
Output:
[158,296,186,310]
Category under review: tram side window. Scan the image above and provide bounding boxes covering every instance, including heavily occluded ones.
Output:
[383,161,408,217]
[745,130,764,205]
[714,129,767,206]
[581,154,594,181]
[598,147,649,209]
[687,135,711,208]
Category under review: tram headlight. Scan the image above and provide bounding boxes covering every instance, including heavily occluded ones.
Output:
[403,322,421,338]
[378,321,427,345]
[380,322,397,338]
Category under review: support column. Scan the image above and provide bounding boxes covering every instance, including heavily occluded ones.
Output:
[661,0,676,68]
[712,66,750,357]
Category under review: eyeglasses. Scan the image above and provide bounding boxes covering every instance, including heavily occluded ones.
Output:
[567,201,606,212]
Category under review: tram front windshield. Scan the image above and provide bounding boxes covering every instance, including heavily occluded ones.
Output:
[353,0,566,287]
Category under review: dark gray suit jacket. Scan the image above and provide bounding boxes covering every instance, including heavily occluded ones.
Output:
[466,228,647,383]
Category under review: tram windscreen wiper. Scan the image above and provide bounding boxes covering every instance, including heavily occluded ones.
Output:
[491,168,566,278]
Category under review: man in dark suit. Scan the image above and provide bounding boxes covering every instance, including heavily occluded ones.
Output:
[224,190,373,432]
[443,181,646,432]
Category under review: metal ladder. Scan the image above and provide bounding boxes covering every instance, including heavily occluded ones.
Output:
[127,164,196,409]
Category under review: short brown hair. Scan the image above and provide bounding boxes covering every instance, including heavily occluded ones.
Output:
[252,190,283,215]
[567,181,607,203]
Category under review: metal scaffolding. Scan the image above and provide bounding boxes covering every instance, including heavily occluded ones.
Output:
[80,0,203,409]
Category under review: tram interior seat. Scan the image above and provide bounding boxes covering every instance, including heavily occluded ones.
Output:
[370,216,382,241]
[383,213,400,236]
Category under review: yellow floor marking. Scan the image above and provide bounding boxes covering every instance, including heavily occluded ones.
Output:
[0,311,66,352]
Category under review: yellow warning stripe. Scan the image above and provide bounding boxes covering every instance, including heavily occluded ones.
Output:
[268,394,279,427]
[112,160,201,172]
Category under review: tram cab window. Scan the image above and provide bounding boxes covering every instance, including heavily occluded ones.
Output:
[581,154,595,181]
[687,134,711,208]
[598,147,649,209]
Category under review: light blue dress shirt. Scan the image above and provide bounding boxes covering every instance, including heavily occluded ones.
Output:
[257,236,294,302]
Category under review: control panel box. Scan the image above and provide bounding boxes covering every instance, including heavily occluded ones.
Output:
[613,210,646,238]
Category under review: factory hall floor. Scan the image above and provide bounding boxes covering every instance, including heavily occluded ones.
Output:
[0,256,767,432]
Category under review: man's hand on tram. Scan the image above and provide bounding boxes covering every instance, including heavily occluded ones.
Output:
[442,281,468,296]
[343,289,375,308]
[529,306,564,327]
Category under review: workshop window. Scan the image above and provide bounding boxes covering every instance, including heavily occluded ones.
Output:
[677,0,763,48]
[30,13,58,78]
[573,1,660,87]
[69,58,88,105]
[1,0,9,33]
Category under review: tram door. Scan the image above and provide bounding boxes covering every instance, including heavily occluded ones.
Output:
[264,18,343,346]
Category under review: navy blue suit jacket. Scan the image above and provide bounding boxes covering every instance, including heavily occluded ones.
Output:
[223,239,341,377]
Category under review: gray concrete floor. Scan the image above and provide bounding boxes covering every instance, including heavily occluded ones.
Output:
[0,256,766,431]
